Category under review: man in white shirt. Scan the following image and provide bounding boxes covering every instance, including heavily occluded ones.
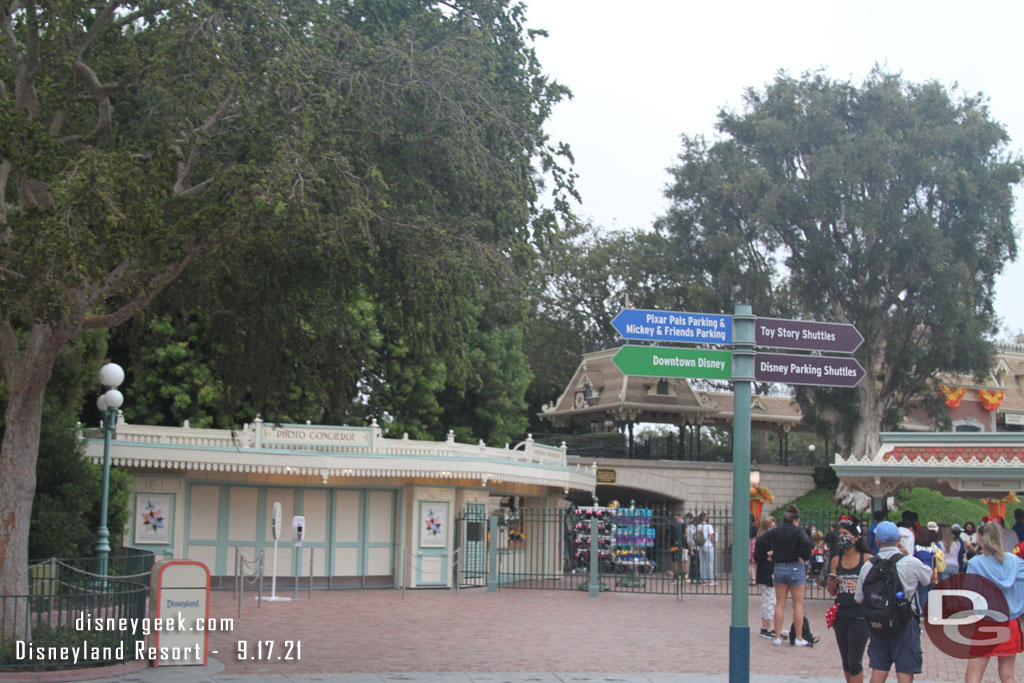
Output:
[697,512,716,586]
[855,521,933,683]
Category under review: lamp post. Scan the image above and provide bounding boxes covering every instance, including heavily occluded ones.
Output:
[95,362,125,578]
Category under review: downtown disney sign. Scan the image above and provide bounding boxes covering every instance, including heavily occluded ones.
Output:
[610,305,864,683]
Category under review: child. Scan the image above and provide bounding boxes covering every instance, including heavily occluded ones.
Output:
[809,530,826,578]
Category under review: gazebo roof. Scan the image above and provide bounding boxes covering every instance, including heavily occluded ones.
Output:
[538,346,802,429]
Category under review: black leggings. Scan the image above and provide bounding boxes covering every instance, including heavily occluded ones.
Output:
[834,616,870,676]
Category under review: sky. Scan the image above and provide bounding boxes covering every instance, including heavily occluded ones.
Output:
[523,1,1024,338]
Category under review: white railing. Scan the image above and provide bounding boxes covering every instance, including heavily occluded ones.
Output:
[85,417,570,468]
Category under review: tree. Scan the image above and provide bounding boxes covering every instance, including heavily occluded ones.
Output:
[659,69,1022,459]
[1,0,573,627]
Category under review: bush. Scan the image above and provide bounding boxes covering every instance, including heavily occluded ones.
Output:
[768,488,860,529]
[770,486,996,531]
[813,466,839,490]
[892,488,991,527]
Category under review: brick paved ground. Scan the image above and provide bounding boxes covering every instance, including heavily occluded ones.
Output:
[204,588,997,681]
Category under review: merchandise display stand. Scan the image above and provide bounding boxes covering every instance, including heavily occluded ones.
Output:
[613,503,655,586]
[571,506,615,591]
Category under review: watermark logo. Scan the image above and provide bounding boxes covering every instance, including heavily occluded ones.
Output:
[924,574,1012,658]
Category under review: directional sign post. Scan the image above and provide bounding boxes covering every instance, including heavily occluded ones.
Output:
[754,352,866,387]
[612,345,732,380]
[612,308,732,345]
[608,305,864,683]
[754,317,863,353]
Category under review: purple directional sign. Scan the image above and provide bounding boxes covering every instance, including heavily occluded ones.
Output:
[755,352,866,387]
[755,317,863,353]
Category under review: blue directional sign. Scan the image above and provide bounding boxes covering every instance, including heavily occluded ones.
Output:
[612,308,732,345]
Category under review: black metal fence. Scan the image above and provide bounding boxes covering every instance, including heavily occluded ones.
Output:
[533,432,837,467]
[472,505,845,599]
[0,550,155,672]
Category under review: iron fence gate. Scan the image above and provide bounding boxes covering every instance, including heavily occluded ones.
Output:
[476,504,846,599]
[454,504,488,588]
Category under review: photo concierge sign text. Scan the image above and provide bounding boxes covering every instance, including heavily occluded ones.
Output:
[261,423,372,449]
[926,573,1021,659]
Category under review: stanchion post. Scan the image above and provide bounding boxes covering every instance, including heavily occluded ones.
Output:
[588,516,600,598]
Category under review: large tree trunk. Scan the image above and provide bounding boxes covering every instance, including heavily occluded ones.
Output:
[845,352,885,462]
[0,325,66,639]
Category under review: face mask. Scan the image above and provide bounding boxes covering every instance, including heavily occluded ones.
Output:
[838,536,854,551]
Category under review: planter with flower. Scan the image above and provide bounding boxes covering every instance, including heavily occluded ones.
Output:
[750,485,774,524]
[981,492,1020,523]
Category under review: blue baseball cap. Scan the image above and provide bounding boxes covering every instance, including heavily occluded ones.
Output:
[875,521,900,544]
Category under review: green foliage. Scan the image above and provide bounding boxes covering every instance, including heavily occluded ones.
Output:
[123,314,227,428]
[30,412,132,560]
[769,488,859,528]
[93,0,576,441]
[770,486,994,531]
[441,326,532,445]
[29,415,101,559]
[892,488,991,527]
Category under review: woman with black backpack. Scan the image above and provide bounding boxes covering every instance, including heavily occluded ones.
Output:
[826,516,873,683]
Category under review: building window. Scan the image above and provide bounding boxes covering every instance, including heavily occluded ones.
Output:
[656,379,669,395]
[953,417,984,432]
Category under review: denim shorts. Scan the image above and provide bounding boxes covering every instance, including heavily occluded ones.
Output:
[867,618,922,674]
[772,560,807,586]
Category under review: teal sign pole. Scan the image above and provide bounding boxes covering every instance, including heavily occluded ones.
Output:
[729,304,755,683]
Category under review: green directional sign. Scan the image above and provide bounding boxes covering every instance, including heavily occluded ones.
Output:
[612,345,732,380]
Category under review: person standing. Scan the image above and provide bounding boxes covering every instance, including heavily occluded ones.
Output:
[764,504,813,646]
[910,527,938,611]
[965,520,1024,683]
[961,521,980,562]
[671,512,688,582]
[867,509,888,554]
[753,515,777,639]
[825,521,840,564]
[854,520,933,683]
[997,515,1020,552]
[685,512,700,583]
[826,516,872,683]
[1014,508,1024,543]
[697,512,716,586]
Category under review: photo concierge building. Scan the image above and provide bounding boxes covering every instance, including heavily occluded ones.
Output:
[83,416,596,589]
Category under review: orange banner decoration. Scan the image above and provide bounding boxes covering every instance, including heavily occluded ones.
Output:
[978,389,1006,411]
[939,385,966,408]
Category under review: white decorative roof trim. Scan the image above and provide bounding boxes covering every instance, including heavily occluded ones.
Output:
[83,427,595,492]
